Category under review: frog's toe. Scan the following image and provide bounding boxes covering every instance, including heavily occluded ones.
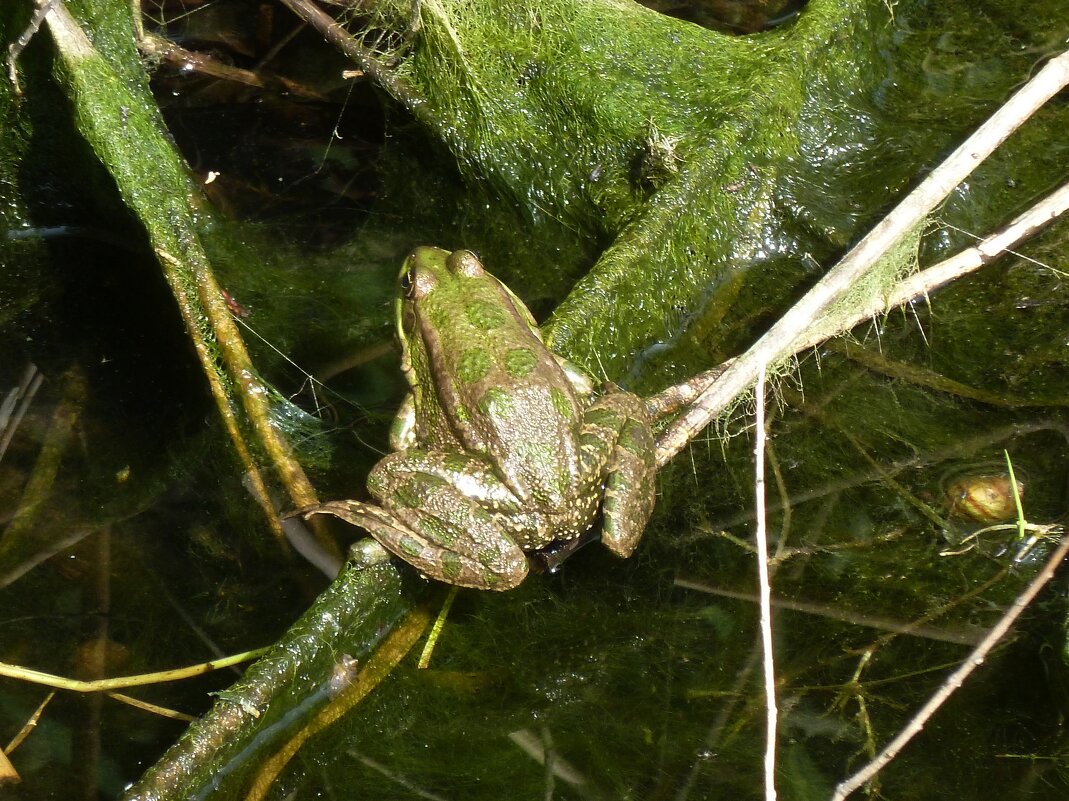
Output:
[601,483,656,557]
[295,499,381,524]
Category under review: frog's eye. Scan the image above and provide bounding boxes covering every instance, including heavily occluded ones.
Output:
[448,250,484,277]
[402,265,438,299]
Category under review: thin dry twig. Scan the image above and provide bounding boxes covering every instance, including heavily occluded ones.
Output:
[5,0,55,94]
[830,532,1069,801]
[0,364,43,464]
[105,692,196,721]
[674,579,986,646]
[796,179,1069,355]
[136,32,329,100]
[0,648,268,693]
[656,47,1069,464]
[0,368,85,581]
[753,366,777,801]
[4,691,54,754]
[277,0,423,114]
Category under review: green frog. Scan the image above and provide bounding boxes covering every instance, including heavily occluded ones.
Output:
[303,247,659,590]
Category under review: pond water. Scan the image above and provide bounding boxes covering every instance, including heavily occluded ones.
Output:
[2,0,1069,799]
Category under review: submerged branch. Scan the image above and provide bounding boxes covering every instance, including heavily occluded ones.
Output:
[123,552,418,801]
[830,532,1069,801]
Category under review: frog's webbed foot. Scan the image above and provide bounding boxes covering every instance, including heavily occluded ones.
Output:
[301,495,528,591]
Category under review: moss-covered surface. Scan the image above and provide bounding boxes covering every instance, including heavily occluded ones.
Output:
[373,0,891,386]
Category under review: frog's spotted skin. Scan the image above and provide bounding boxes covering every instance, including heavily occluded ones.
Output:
[303,248,658,590]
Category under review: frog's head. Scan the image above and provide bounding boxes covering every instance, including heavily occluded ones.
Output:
[398,247,485,316]
[395,246,541,374]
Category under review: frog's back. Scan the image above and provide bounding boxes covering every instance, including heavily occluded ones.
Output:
[420,279,587,508]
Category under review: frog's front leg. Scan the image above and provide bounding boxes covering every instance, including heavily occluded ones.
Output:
[315,450,531,590]
[580,389,658,558]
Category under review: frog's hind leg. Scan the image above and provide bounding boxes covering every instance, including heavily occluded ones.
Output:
[302,490,529,591]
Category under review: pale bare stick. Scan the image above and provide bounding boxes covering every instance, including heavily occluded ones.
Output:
[830,532,1069,801]
[754,365,777,801]
[790,179,1069,355]
[5,0,56,94]
[884,182,1069,301]
[0,364,43,464]
[656,48,1069,464]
